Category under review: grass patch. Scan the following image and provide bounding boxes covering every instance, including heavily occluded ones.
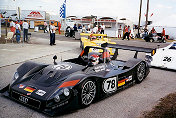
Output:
[141,92,176,118]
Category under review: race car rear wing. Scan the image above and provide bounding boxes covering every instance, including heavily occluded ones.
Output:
[101,43,156,59]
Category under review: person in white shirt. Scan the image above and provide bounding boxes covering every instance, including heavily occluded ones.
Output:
[100,23,105,34]
[92,25,98,34]
[22,20,29,42]
[82,25,86,33]
[10,20,16,34]
[87,24,91,31]
[15,21,21,43]
[50,21,56,45]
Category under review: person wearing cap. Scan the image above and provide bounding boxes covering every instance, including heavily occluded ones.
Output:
[22,20,29,42]
[50,21,56,45]
[15,21,21,43]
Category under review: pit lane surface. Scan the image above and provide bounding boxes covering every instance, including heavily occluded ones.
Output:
[0,33,175,118]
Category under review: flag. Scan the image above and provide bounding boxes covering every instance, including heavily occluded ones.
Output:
[60,0,66,18]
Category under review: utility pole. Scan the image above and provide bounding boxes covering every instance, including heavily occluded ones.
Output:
[145,0,149,29]
[138,0,142,38]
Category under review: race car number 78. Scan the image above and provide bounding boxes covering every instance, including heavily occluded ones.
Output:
[103,77,117,93]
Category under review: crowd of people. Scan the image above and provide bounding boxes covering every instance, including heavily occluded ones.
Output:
[68,23,106,34]
[142,27,166,42]
[9,19,29,43]
[8,19,167,45]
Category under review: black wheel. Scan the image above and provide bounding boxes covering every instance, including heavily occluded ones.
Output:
[80,41,83,49]
[149,38,154,42]
[65,33,69,37]
[162,39,166,43]
[78,80,96,107]
[72,34,75,38]
[136,62,146,83]
[80,41,84,50]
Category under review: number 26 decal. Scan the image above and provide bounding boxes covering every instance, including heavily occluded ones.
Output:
[103,77,117,93]
[163,57,172,62]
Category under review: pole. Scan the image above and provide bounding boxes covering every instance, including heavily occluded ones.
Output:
[138,0,142,38]
[18,7,21,20]
[6,19,8,36]
[145,0,149,29]
[0,18,1,38]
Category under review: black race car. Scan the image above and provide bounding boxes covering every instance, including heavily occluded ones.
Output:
[0,43,155,116]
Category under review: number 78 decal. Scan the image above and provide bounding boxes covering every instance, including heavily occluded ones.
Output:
[103,77,117,93]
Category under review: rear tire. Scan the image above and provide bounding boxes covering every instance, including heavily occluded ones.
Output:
[80,41,83,49]
[78,79,96,107]
[136,62,146,84]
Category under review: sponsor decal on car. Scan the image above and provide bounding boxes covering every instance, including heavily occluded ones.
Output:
[36,90,46,96]
[53,64,72,70]
[103,77,117,93]
[24,86,36,93]
[18,84,26,88]
[126,75,133,82]
[94,65,106,72]
[118,79,127,87]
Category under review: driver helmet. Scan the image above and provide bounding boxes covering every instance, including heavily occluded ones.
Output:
[88,52,100,66]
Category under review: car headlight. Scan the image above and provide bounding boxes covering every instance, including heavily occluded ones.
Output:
[10,72,19,85]
[63,88,70,96]
[54,94,60,102]
[14,72,19,80]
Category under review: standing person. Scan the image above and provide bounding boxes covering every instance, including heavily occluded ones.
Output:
[128,26,131,40]
[44,21,48,33]
[78,24,82,29]
[161,28,166,42]
[15,21,21,43]
[92,25,98,34]
[87,24,91,31]
[50,21,56,46]
[9,19,16,34]
[98,25,101,33]
[58,22,61,34]
[22,20,29,42]
[122,25,129,40]
[82,25,86,33]
[73,24,77,31]
[100,23,105,34]
[118,25,122,38]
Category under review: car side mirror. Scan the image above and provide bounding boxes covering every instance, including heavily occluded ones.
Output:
[53,55,57,65]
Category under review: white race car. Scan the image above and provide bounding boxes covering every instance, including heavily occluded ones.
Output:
[146,42,176,70]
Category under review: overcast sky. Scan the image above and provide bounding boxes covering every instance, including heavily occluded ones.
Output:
[1,0,176,26]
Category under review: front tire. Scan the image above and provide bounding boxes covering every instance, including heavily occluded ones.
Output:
[136,62,146,83]
[78,80,96,107]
